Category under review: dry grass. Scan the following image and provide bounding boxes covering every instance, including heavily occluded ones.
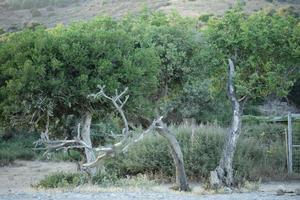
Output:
[0,0,299,31]
[0,160,77,194]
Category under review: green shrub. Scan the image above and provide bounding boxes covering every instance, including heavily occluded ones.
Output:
[30,8,42,17]
[0,131,38,165]
[111,124,224,180]
[0,149,16,166]
[90,118,122,146]
[0,28,5,35]
[91,170,119,186]
[91,170,156,188]
[37,172,88,188]
[0,129,84,165]
[243,123,285,143]
[39,171,156,189]
[103,123,287,182]
[198,14,214,22]
[113,174,157,188]
[46,6,55,11]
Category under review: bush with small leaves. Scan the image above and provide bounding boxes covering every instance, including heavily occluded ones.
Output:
[103,123,287,182]
[30,8,42,17]
[37,172,88,188]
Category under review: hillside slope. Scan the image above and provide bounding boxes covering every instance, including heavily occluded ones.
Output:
[0,0,299,31]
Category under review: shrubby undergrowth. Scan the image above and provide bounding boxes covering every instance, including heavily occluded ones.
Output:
[36,122,287,188]
[0,130,38,166]
[0,130,82,165]
[0,121,288,182]
[0,6,298,188]
[104,123,287,182]
[37,171,157,189]
[37,172,88,188]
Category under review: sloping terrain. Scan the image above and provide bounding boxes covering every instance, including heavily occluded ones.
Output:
[0,0,299,31]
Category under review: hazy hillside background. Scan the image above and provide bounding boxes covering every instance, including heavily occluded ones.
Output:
[0,0,299,31]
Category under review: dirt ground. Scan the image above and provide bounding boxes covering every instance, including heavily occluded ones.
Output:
[0,160,300,200]
[0,160,77,194]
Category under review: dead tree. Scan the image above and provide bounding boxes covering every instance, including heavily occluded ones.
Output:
[35,86,189,191]
[210,59,246,188]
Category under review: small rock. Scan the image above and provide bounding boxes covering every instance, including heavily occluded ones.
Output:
[169,185,180,191]
[276,185,286,196]
[223,187,233,194]
[295,188,300,195]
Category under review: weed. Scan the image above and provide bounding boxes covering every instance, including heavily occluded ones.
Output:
[36,172,88,188]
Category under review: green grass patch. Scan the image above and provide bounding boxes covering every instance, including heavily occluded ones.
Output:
[36,172,88,188]
[37,171,156,189]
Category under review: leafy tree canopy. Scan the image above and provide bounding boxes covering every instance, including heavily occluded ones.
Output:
[0,17,160,129]
[205,7,300,101]
[0,12,208,130]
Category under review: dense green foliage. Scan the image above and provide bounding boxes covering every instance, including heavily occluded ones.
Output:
[0,17,161,132]
[35,122,287,187]
[0,12,224,134]
[289,79,300,107]
[0,130,82,165]
[0,7,299,185]
[0,131,38,166]
[205,7,300,101]
[114,12,224,123]
[0,122,288,183]
[1,9,299,131]
[102,123,287,182]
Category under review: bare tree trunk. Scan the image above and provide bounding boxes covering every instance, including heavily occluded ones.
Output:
[80,112,97,176]
[156,120,189,191]
[210,59,244,188]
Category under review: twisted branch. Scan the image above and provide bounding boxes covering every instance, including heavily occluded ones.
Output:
[36,85,167,171]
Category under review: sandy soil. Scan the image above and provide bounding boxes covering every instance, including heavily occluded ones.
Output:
[0,160,77,194]
[0,160,299,200]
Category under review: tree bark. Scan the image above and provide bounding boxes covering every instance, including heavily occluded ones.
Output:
[210,59,243,188]
[156,120,189,191]
[80,112,97,176]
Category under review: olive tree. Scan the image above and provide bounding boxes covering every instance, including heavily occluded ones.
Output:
[0,15,191,190]
[0,18,160,174]
[205,8,300,187]
[120,12,222,123]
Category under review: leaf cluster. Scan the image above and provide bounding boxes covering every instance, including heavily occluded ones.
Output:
[205,7,300,100]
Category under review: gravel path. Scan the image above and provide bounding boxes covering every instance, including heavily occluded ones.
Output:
[0,191,299,200]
